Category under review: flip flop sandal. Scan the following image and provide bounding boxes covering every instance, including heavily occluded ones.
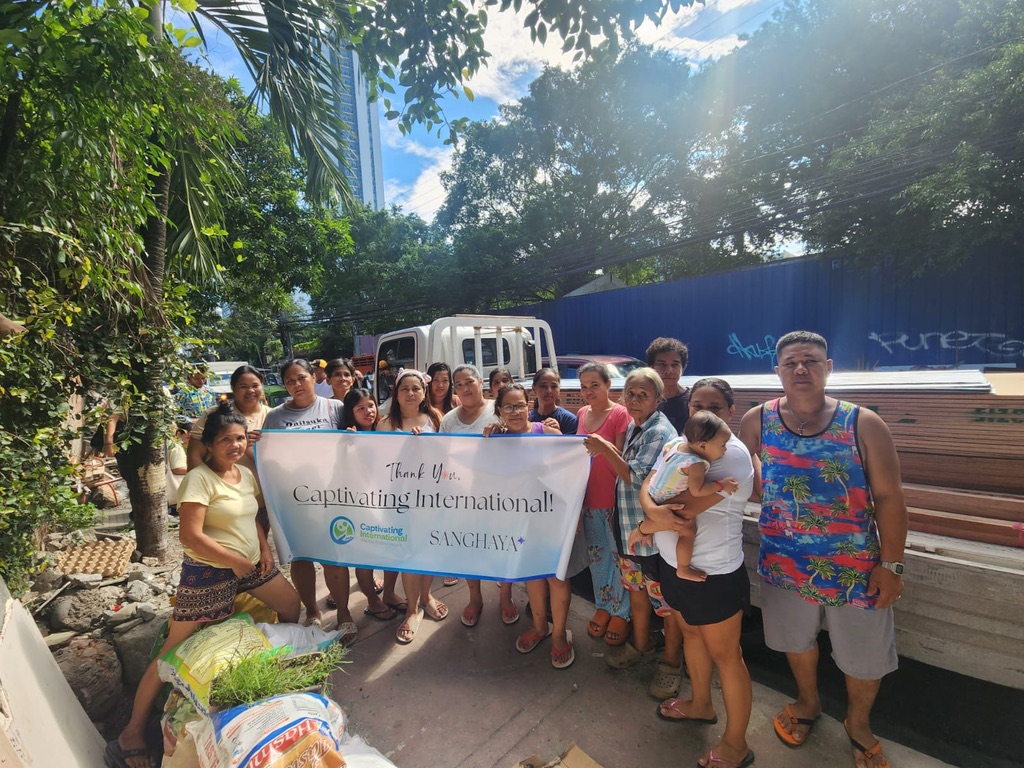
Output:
[501,603,521,625]
[587,609,611,638]
[461,603,483,627]
[655,697,718,724]
[325,595,337,609]
[303,614,323,629]
[516,622,553,653]
[442,576,459,586]
[395,609,423,645]
[697,748,755,768]
[337,620,358,647]
[386,600,409,613]
[845,721,891,768]
[648,661,683,700]
[424,599,449,621]
[364,605,399,621]
[551,630,575,669]
[604,616,630,646]
[774,704,819,748]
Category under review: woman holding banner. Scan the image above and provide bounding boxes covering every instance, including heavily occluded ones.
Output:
[490,384,585,669]
[260,359,353,642]
[439,365,519,628]
[378,369,447,643]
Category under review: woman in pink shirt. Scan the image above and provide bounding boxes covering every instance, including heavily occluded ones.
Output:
[576,362,632,646]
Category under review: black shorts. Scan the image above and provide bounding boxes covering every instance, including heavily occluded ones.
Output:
[658,558,750,626]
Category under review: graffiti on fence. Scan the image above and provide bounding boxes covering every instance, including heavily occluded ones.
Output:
[726,333,777,365]
[869,331,1024,359]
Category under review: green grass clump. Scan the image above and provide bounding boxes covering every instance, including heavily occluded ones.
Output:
[209,642,348,709]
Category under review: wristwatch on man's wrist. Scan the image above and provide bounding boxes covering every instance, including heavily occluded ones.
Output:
[879,560,905,575]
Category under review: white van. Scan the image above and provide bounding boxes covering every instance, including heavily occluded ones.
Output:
[373,315,557,406]
[206,360,249,398]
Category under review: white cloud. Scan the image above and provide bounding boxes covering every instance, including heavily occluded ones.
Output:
[381,119,455,221]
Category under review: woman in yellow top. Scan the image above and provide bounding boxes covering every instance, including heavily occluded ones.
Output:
[114,401,300,768]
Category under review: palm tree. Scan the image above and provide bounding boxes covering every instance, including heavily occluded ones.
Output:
[782,474,812,520]
[837,566,866,602]
[805,556,835,584]
[819,456,850,499]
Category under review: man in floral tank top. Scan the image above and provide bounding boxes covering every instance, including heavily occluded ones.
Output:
[740,331,907,768]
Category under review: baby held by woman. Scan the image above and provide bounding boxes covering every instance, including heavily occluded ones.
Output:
[632,411,739,581]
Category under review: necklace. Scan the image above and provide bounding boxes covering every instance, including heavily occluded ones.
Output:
[785,399,829,435]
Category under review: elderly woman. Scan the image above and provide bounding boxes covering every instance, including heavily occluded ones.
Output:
[583,366,684,700]
[640,377,756,768]
[326,358,357,403]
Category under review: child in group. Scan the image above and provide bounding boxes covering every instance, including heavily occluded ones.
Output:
[637,410,739,581]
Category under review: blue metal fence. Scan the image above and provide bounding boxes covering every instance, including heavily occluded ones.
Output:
[511,250,1024,374]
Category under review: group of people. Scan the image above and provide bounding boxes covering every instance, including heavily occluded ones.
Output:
[116,331,906,768]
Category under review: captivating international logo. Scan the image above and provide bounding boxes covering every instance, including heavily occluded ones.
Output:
[329,516,356,545]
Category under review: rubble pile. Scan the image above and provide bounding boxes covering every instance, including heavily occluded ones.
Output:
[27,529,177,732]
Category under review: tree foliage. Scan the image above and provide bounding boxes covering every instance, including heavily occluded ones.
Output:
[433,0,1024,297]
[0,2,234,588]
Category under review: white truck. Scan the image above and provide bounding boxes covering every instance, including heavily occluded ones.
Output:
[372,315,557,406]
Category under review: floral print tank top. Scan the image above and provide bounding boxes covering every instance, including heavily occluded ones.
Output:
[758,398,880,609]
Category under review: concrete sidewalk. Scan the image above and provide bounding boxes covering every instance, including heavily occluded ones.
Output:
[328,579,951,768]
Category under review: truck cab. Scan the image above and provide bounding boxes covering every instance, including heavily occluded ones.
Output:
[373,315,557,406]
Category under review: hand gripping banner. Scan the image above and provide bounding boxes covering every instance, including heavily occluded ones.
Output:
[254,431,590,580]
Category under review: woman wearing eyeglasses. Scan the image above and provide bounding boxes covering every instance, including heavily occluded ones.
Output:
[575,362,632,648]
[489,385,587,669]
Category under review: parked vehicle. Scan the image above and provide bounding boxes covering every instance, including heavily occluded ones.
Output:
[542,354,645,379]
[373,315,557,406]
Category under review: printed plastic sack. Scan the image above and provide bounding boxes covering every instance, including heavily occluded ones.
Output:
[256,622,341,658]
[158,613,273,716]
[189,692,347,768]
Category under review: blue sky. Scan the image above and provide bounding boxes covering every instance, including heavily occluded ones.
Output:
[197,0,781,221]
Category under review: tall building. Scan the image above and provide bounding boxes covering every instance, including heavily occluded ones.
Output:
[335,49,385,209]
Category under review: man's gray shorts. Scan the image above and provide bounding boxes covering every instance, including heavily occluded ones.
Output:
[760,581,898,680]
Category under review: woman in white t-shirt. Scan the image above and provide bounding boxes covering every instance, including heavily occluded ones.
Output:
[259,360,352,641]
[638,378,755,768]
[439,365,521,629]
[115,402,299,768]
[378,369,446,644]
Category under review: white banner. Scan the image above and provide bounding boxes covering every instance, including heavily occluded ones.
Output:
[254,431,590,580]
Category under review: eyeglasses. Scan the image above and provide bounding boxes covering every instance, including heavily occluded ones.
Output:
[500,403,529,414]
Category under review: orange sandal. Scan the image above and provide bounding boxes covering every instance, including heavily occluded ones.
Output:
[845,721,890,768]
